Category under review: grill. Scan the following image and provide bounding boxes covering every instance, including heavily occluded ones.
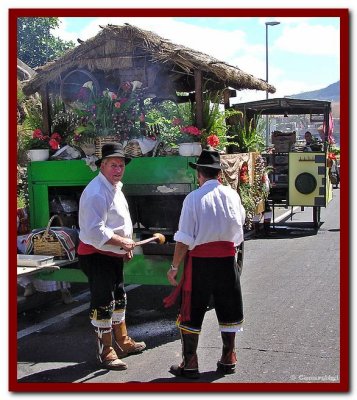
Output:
[122,157,197,255]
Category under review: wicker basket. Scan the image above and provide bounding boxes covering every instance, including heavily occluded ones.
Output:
[33,215,66,258]
[95,136,121,158]
[124,140,143,158]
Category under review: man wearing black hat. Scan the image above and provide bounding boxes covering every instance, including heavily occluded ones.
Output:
[164,147,246,379]
[78,143,146,370]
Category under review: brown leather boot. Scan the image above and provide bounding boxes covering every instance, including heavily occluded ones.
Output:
[170,331,200,379]
[113,321,146,357]
[95,327,127,370]
[217,332,237,374]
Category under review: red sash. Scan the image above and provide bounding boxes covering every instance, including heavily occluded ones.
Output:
[77,240,124,258]
[163,241,236,321]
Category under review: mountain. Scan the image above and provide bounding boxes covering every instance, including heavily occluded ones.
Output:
[287,81,340,102]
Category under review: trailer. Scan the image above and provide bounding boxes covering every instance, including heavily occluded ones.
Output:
[233,98,334,229]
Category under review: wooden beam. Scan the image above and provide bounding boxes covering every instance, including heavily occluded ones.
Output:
[39,85,51,134]
[194,69,203,129]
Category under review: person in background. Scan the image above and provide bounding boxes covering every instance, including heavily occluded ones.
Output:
[164,147,246,379]
[78,143,146,371]
[304,131,314,146]
[304,131,321,151]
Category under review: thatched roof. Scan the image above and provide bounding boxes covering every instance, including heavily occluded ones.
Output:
[17,58,36,81]
[22,24,276,97]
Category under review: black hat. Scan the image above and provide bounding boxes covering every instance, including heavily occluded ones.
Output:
[189,147,227,170]
[95,142,132,166]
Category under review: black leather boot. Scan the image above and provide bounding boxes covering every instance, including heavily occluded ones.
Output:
[263,221,271,236]
[170,331,200,379]
[217,332,237,374]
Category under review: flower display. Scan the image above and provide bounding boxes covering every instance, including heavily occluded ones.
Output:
[73,81,145,141]
[25,129,62,150]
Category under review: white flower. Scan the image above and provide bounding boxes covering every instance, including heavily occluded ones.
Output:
[131,81,142,91]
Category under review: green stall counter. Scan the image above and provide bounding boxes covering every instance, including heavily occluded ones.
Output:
[26,156,197,285]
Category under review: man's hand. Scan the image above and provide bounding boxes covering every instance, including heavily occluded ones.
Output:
[167,268,179,286]
[119,237,136,252]
[124,250,133,262]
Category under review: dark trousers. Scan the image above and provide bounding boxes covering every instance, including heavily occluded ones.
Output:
[79,253,126,321]
[180,256,243,332]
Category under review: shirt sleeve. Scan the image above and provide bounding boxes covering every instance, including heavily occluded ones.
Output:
[81,193,114,247]
[173,195,196,249]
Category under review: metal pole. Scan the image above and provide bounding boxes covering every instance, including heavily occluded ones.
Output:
[265,21,280,148]
[265,24,269,147]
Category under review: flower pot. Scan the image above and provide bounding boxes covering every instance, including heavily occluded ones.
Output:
[28,149,49,162]
[178,142,202,157]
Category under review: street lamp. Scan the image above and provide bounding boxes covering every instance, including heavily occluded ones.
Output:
[265,21,280,147]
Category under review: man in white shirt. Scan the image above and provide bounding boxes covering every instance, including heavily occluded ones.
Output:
[78,143,146,370]
[164,147,246,379]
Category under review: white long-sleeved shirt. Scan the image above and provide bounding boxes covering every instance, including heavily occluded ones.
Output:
[78,172,132,255]
[174,179,246,250]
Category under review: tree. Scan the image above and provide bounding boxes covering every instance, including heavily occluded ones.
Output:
[17,17,75,69]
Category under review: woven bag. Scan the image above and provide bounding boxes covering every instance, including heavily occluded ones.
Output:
[33,215,66,258]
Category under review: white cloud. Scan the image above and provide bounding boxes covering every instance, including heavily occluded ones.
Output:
[275,22,340,57]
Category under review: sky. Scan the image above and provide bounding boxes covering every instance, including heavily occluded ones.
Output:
[51,15,341,103]
[1,2,353,400]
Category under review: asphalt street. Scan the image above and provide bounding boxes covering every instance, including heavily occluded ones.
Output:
[16,187,342,388]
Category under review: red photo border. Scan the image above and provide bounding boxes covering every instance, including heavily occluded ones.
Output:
[9,7,349,393]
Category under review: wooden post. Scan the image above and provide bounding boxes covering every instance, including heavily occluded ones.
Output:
[39,85,51,134]
[194,69,203,129]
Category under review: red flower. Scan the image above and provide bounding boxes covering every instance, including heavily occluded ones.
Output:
[50,132,62,142]
[49,139,60,150]
[33,129,43,139]
[328,152,336,160]
[180,125,201,137]
[207,134,220,147]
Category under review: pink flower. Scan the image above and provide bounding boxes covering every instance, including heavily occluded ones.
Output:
[180,125,201,137]
[33,129,43,139]
[121,81,132,93]
[114,102,121,108]
[111,93,117,100]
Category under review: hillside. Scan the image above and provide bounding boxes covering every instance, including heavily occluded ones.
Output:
[287,81,340,102]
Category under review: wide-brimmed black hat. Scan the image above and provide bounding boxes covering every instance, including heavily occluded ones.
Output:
[95,142,132,166]
[189,147,227,170]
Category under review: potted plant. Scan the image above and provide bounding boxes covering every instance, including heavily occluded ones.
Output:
[24,129,62,161]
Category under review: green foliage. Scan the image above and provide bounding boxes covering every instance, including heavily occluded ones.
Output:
[17,17,75,68]
[50,97,81,144]
[144,99,195,146]
[329,144,340,156]
[230,114,265,153]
